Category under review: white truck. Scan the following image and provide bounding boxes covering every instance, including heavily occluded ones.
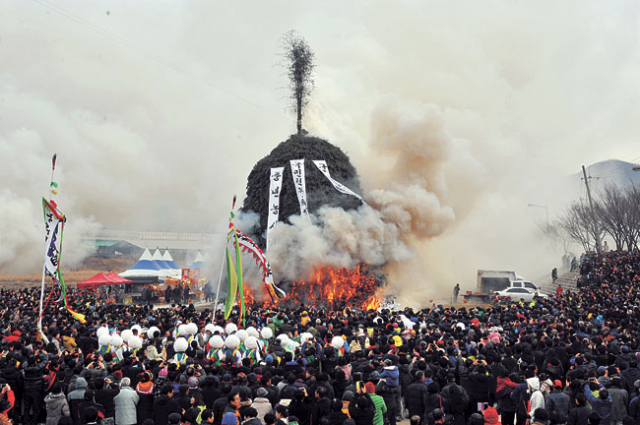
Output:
[463,270,540,302]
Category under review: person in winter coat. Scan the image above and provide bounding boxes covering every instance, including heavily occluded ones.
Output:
[495,372,518,425]
[78,390,107,425]
[529,380,545,420]
[364,382,387,425]
[440,374,469,425]
[376,376,398,425]
[251,387,274,423]
[114,377,139,425]
[584,382,613,425]
[136,373,155,423]
[23,355,45,425]
[68,377,88,425]
[380,362,400,387]
[567,393,592,425]
[545,381,570,425]
[467,364,495,416]
[609,376,629,424]
[154,384,182,425]
[405,371,429,423]
[628,386,640,424]
[95,377,120,421]
[45,382,70,425]
[311,386,332,425]
[240,406,261,425]
[329,398,348,425]
[348,395,374,425]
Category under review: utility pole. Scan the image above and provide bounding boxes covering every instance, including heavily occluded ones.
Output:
[582,165,601,255]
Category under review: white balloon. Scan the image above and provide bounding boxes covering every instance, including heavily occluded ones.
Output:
[209,335,224,349]
[174,337,188,353]
[236,330,248,342]
[299,332,313,343]
[245,336,258,350]
[225,335,240,349]
[96,327,109,338]
[121,329,133,343]
[246,327,259,338]
[332,336,344,349]
[128,336,143,349]
[110,335,123,347]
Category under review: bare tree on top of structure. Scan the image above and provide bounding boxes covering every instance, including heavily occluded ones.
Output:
[282,31,316,134]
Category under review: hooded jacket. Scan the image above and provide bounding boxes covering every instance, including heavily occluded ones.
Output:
[67,377,87,425]
[45,392,70,425]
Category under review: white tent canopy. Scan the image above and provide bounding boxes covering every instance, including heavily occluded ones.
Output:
[119,248,162,278]
[189,251,205,269]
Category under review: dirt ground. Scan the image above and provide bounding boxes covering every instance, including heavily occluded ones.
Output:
[0,256,136,289]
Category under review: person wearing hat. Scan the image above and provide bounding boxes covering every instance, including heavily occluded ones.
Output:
[364,381,387,425]
[482,407,501,425]
[545,380,570,425]
[252,387,273,423]
[608,375,629,424]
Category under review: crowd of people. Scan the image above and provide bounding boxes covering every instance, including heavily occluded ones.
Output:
[1,250,640,425]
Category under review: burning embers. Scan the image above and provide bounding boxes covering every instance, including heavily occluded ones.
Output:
[245,264,384,310]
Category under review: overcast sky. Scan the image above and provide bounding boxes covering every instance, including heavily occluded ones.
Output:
[2,1,640,296]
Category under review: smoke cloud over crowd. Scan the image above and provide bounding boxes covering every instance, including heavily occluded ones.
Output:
[3,2,640,304]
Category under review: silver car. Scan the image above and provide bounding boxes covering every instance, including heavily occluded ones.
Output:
[495,287,548,302]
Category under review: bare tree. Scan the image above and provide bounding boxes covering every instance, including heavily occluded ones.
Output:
[559,201,605,252]
[622,185,640,251]
[281,31,316,134]
[595,185,626,250]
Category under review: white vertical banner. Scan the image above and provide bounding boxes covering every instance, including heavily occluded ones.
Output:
[266,167,284,253]
[313,160,365,203]
[290,159,311,223]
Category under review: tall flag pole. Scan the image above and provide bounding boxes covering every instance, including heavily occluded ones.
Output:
[39,154,85,333]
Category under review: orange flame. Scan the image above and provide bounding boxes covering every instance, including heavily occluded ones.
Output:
[245,264,383,311]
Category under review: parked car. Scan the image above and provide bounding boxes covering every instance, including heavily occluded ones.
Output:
[495,287,547,302]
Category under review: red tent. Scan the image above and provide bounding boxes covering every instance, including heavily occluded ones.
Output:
[77,272,132,288]
[106,272,132,284]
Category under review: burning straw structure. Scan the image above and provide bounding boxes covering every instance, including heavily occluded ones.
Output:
[243,133,363,247]
[235,34,388,310]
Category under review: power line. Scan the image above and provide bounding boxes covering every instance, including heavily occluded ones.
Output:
[31,0,294,123]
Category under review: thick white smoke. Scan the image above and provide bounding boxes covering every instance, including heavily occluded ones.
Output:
[260,100,484,307]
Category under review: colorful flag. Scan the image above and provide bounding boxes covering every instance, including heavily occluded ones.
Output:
[40,197,85,324]
[224,247,238,319]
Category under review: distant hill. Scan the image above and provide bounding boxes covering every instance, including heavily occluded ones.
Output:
[570,159,640,192]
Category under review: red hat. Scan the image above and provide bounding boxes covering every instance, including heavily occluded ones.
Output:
[483,407,500,425]
[364,382,376,394]
[554,380,563,388]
